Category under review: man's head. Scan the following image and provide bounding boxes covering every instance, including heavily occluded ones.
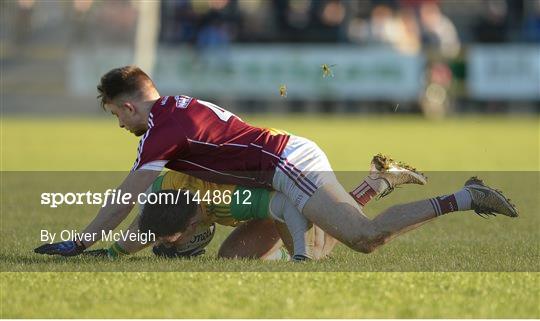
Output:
[97,66,160,136]
[139,190,201,244]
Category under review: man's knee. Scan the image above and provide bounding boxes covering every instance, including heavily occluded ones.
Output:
[351,239,378,254]
[350,229,389,254]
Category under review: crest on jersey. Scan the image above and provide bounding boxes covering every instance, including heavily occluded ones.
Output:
[174,95,192,109]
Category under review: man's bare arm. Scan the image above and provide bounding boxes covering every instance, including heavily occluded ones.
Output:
[80,169,160,248]
[114,210,153,254]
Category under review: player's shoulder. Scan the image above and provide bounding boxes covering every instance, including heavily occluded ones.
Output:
[154,95,196,111]
[144,95,195,137]
[148,95,200,130]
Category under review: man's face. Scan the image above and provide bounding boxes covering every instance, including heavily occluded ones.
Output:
[158,232,184,245]
[105,102,148,136]
[157,224,196,246]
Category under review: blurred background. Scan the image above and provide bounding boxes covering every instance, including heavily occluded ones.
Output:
[1,0,539,117]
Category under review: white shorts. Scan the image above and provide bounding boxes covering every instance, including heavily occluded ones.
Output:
[272,135,336,213]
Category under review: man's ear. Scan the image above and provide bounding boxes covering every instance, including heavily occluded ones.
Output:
[122,101,136,114]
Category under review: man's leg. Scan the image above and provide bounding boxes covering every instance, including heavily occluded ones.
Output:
[312,225,338,260]
[302,180,374,253]
[270,192,313,260]
[273,137,427,254]
[273,221,294,254]
[270,191,338,260]
[268,154,423,260]
[303,176,518,253]
[217,219,290,260]
[274,221,338,260]
[275,136,517,255]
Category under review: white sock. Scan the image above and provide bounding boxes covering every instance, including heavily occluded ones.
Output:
[454,189,472,211]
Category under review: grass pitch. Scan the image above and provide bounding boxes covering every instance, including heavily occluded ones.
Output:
[1,115,539,318]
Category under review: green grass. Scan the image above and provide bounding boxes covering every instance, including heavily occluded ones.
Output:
[1,115,539,318]
[2,272,538,318]
[2,115,538,171]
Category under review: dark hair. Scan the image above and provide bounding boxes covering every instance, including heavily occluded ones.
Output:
[97,66,156,109]
[138,190,199,237]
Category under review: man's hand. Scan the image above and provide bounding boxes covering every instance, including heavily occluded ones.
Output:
[34,240,86,257]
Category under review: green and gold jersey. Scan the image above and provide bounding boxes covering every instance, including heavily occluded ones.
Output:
[150,171,272,227]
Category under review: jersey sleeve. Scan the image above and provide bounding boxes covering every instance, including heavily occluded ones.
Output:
[131,119,188,172]
[230,187,271,221]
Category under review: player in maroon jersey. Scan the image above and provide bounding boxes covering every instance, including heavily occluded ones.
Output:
[34,66,518,259]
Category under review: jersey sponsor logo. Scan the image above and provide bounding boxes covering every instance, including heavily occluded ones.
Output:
[176,224,216,252]
[190,228,214,244]
[160,96,170,106]
[174,95,192,109]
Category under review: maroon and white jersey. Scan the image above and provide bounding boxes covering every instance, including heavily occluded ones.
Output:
[132,95,290,188]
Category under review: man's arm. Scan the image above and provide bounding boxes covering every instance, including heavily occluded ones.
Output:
[113,210,152,254]
[35,169,160,256]
[83,213,154,259]
[81,169,160,248]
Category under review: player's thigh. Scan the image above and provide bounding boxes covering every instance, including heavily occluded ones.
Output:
[218,218,281,259]
[302,182,374,248]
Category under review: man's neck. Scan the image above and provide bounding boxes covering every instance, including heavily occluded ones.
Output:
[140,95,160,117]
